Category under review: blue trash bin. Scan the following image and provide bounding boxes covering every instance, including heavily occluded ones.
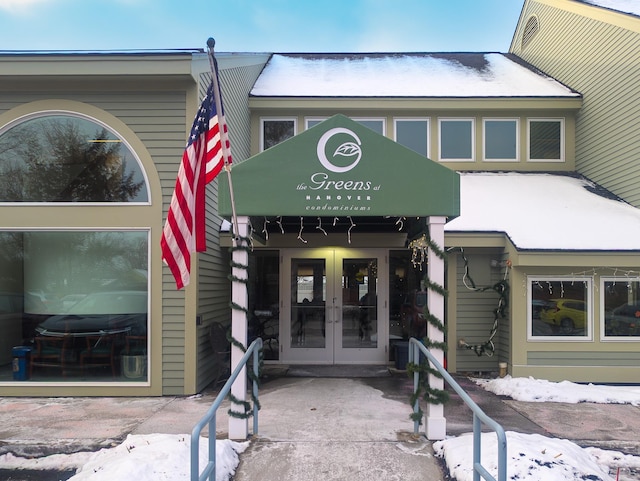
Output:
[12,346,31,381]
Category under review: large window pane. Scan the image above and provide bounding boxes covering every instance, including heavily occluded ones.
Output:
[395,119,429,157]
[248,251,280,360]
[602,278,640,338]
[262,119,295,150]
[388,250,426,360]
[439,119,474,161]
[0,230,149,382]
[529,278,591,339]
[484,119,518,161]
[0,114,148,202]
[529,119,562,161]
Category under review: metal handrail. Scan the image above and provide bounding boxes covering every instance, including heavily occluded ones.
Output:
[409,338,507,481]
[191,337,263,481]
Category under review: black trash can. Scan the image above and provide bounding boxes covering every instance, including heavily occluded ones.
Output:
[395,341,409,370]
[12,346,31,381]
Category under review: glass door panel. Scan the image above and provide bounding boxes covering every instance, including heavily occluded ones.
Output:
[341,258,377,348]
[290,258,327,348]
[282,249,386,364]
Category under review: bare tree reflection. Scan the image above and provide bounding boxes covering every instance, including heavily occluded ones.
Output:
[0,116,145,202]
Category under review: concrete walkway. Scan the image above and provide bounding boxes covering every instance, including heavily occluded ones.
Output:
[232,375,444,481]
[1,367,639,480]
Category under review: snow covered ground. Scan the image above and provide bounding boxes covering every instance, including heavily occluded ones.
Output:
[435,376,640,481]
[0,376,638,480]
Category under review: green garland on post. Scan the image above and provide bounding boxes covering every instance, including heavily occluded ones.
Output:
[406,231,449,423]
[226,235,263,420]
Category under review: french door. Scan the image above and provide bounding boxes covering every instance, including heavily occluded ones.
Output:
[281,248,387,364]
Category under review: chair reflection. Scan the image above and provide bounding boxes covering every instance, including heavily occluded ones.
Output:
[80,335,117,377]
[30,335,70,377]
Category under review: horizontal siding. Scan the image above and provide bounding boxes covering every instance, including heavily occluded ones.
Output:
[528,351,640,367]
[453,249,508,373]
[196,61,266,392]
[512,1,640,207]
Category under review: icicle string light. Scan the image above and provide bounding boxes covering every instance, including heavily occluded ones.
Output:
[297,216,307,243]
[316,217,327,236]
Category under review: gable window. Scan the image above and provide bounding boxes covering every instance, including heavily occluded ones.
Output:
[601,278,640,340]
[395,119,429,157]
[521,15,540,50]
[528,118,564,162]
[483,119,518,162]
[0,113,148,203]
[261,118,296,151]
[528,277,592,340]
[439,118,474,162]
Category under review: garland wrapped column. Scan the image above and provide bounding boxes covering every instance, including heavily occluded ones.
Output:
[424,216,447,440]
[228,216,250,440]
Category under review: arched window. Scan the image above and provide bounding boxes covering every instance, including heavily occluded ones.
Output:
[0,113,149,202]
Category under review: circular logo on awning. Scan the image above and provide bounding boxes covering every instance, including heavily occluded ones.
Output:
[316,127,362,173]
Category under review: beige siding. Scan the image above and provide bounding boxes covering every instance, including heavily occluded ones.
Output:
[511,0,640,207]
[0,87,186,396]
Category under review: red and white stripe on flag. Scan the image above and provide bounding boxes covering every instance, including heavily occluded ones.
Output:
[161,79,232,289]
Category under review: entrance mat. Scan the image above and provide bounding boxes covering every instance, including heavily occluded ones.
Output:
[285,364,391,378]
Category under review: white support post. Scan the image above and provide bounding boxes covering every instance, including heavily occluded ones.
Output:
[426,215,447,440]
[229,216,249,440]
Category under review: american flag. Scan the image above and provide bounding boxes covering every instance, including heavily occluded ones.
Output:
[161,77,232,289]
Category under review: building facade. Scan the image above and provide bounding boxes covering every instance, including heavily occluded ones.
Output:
[0,0,639,397]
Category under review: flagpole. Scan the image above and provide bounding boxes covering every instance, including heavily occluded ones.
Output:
[206,37,240,246]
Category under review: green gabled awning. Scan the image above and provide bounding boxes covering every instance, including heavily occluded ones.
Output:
[218,114,459,219]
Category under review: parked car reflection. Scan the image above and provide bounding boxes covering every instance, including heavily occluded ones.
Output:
[606,302,640,336]
[539,299,586,335]
[35,290,147,336]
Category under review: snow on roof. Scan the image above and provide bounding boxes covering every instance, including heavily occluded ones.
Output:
[445,172,640,251]
[581,0,640,17]
[250,53,579,98]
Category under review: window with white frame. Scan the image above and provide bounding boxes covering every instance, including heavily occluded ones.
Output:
[601,277,640,339]
[352,118,385,135]
[261,118,296,151]
[528,118,564,162]
[528,277,592,340]
[395,118,429,157]
[305,118,326,130]
[483,118,518,162]
[439,118,474,162]
[0,230,149,382]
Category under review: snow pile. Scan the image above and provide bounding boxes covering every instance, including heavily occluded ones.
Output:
[435,431,616,481]
[474,375,640,405]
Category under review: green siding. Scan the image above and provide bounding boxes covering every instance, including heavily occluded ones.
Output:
[195,62,267,392]
[511,1,640,207]
[453,249,507,372]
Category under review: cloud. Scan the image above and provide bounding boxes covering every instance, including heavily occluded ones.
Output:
[0,0,53,13]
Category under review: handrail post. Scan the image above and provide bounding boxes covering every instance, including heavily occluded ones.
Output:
[411,342,420,434]
[191,338,263,481]
[252,339,262,435]
[409,337,507,481]
[473,414,481,481]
